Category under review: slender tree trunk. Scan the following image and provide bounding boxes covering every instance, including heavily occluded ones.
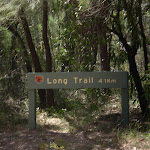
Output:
[20,13,46,108]
[127,51,148,115]
[139,0,149,72]
[20,16,42,72]
[42,0,54,107]
[90,0,110,71]
[117,32,149,115]
[91,47,97,71]
[7,25,32,72]
[111,0,149,116]
[99,43,110,71]
[97,21,110,71]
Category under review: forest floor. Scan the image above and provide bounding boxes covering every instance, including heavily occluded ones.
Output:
[0,96,150,150]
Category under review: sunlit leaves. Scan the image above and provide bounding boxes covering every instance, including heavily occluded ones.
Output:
[0,0,43,25]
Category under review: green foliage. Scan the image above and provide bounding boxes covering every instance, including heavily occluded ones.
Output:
[60,0,100,71]
[0,28,28,130]
[40,137,68,150]
[142,72,150,106]
[44,106,66,117]
[40,142,66,150]
[54,89,106,130]
[0,0,150,130]
[110,39,128,70]
[0,98,28,131]
[0,28,26,100]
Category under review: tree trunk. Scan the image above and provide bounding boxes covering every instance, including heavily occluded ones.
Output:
[97,21,110,71]
[99,43,110,71]
[127,51,148,115]
[91,47,97,71]
[20,13,46,108]
[139,0,149,72]
[117,32,148,114]
[7,25,32,72]
[42,0,54,107]
[111,0,149,116]
[20,16,42,72]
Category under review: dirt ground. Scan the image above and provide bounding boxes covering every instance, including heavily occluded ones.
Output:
[0,98,150,150]
[0,117,123,150]
[1,116,148,150]
[0,128,119,150]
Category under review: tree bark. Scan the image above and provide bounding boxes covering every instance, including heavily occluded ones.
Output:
[20,13,46,108]
[7,25,32,72]
[97,21,110,71]
[116,31,149,115]
[42,0,54,107]
[127,51,148,115]
[139,0,149,72]
[119,0,148,114]
[20,16,42,72]
[91,47,97,71]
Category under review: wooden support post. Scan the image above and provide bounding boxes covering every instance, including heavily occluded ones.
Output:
[28,89,36,129]
[121,88,129,126]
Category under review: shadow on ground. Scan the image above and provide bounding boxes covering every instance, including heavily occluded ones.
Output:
[0,113,124,150]
[0,111,149,150]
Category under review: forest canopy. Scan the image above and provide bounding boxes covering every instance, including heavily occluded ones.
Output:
[0,0,150,117]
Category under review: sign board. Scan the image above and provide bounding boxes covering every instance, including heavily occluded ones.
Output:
[27,72,129,129]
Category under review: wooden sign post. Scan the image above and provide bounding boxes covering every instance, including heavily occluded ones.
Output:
[27,72,129,129]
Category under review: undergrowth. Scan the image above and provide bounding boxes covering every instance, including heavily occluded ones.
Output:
[0,97,28,132]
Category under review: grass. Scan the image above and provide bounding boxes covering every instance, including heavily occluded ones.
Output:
[0,90,150,149]
[118,128,150,149]
[35,90,150,149]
